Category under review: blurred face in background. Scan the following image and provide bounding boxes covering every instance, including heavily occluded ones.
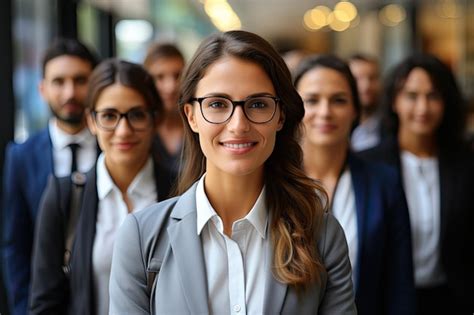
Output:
[297,67,357,149]
[394,67,444,138]
[349,59,380,113]
[40,55,93,127]
[88,83,156,172]
[147,56,185,112]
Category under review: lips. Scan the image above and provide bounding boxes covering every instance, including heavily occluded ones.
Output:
[220,140,257,154]
[115,142,137,150]
[312,124,337,133]
[222,142,254,149]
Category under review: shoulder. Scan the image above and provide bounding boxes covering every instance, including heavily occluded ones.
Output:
[350,153,400,186]
[357,135,399,164]
[7,128,50,157]
[317,212,348,261]
[124,196,180,244]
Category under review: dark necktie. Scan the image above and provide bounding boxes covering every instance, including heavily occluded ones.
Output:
[68,143,80,174]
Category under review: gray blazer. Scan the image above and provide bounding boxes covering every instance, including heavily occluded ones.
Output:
[109,183,357,314]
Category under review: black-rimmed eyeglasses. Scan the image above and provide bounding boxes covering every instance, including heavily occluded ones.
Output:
[92,108,154,131]
[190,95,279,124]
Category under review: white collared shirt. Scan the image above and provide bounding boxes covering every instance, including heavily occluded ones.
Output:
[400,150,446,287]
[331,169,358,287]
[351,114,382,152]
[49,118,97,176]
[196,175,268,315]
[92,153,157,315]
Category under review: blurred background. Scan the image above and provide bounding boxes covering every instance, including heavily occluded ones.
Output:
[2,0,474,142]
[0,0,473,313]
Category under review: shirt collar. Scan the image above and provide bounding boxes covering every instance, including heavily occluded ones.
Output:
[96,153,155,200]
[49,118,94,150]
[97,153,114,200]
[196,175,268,239]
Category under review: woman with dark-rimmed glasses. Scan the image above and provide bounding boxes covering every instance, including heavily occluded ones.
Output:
[109,30,356,314]
[30,59,173,315]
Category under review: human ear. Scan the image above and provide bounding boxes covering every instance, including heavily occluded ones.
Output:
[184,103,199,133]
[38,80,47,99]
[276,110,285,131]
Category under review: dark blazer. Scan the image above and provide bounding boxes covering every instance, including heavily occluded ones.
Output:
[348,154,415,315]
[359,137,474,313]
[2,128,53,315]
[29,160,173,315]
[109,182,357,314]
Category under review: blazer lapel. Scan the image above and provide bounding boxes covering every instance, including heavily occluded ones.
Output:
[438,154,453,246]
[263,229,288,314]
[69,167,98,315]
[167,183,210,314]
[348,155,368,290]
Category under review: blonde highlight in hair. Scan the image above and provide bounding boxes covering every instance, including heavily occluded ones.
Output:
[177,31,327,289]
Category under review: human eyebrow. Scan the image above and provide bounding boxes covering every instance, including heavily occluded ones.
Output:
[199,92,276,99]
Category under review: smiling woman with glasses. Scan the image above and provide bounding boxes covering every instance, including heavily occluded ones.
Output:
[190,95,279,124]
[109,31,356,314]
[30,58,174,315]
[92,107,155,131]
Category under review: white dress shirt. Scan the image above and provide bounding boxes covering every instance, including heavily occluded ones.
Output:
[49,118,97,177]
[196,175,268,315]
[351,114,382,152]
[92,154,157,315]
[400,150,446,287]
[331,169,358,287]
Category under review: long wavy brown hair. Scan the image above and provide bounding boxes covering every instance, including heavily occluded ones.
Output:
[177,31,327,289]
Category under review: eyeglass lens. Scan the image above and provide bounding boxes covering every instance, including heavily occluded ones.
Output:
[95,109,152,130]
[200,96,276,123]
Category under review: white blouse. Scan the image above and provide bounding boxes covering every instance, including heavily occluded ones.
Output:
[196,175,268,315]
[400,150,446,287]
[92,154,157,315]
[331,169,358,287]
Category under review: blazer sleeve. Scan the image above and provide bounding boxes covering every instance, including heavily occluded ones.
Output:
[2,142,31,315]
[29,175,68,314]
[318,213,357,314]
[109,214,150,315]
[383,171,416,315]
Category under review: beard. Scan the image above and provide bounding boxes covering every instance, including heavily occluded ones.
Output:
[50,98,85,126]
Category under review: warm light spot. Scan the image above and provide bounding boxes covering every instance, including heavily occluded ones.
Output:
[334,1,358,22]
[379,4,406,26]
[203,0,241,31]
[328,12,350,31]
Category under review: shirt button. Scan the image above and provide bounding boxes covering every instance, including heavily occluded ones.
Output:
[233,304,241,312]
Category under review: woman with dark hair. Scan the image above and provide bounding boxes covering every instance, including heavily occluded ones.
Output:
[30,59,173,315]
[109,31,356,314]
[361,54,474,314]
[144,43,186,177]
[294,54,415,315]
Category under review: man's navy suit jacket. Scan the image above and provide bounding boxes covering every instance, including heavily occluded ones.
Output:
[2,128,53,315]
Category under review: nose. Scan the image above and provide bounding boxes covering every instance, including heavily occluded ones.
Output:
[317,99,331,118]
[114,116,134,135]
[227,106,250,133]
[415,95,429,113]
[163,77,178,94]
[63,80,75,99]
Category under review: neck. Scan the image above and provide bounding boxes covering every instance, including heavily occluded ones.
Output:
[55,118,86,135]
[359,106,376,124]
[204,168,264,237]
[302,140,348,201]
[398,129,437,157]
[105,156,148,195]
